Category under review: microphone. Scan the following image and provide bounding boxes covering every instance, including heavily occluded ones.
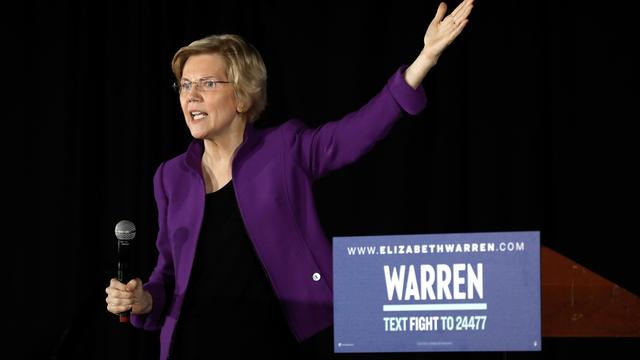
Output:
[115,220,136,323]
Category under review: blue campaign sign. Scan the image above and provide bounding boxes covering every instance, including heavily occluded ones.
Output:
[333,231,540,353]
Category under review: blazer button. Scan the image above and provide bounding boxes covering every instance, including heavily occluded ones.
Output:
[312,272,321,281]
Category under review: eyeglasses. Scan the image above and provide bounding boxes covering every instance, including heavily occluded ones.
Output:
[173,78,232,94]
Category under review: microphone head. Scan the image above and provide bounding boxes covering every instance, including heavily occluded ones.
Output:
[115,220,136,240]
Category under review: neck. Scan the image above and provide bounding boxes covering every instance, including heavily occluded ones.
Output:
[202,119,247,166]
[200,119,247,193]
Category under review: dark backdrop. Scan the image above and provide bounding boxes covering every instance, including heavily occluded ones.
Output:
[17,0,638,359]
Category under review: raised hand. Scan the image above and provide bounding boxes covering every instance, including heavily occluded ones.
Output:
[404,0,474,88]
[422,0,474,63]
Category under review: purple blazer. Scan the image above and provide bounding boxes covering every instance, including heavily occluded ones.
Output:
[131,66,426,360]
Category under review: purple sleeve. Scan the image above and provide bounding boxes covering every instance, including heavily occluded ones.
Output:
[130,162,174,330]
[290,65,427,179]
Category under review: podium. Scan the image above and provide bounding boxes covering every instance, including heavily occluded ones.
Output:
[541,246,640,337]
[333,234,637,353]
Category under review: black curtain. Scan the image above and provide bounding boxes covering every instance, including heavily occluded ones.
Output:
[18,0,638,359]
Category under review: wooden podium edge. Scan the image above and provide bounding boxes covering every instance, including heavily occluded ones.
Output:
[541,246,640,337]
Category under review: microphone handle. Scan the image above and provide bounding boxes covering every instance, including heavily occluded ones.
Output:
[117,261,130,323]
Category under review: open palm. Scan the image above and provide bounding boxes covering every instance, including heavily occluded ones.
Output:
[422,0,474,63]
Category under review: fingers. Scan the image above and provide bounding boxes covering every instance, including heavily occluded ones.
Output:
[455,1,474,23]
[450,0,473,19]
[105,286,133,300]
[432,2,448,25]
[126,278,143,292]
[105,289,134,315]
[106,278,141,315]
[451,19,469,39]
[106,303,132,315]
[109,278,126,290]
[444,0,473,31]
[126,279,138,292]
[106,278,131,300]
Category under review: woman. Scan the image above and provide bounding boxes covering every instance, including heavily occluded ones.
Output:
[106,1,474,359]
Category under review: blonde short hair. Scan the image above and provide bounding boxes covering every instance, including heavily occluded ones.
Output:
[172,34,267,123]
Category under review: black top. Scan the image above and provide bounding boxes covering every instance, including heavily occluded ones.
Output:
[170,181,301,359]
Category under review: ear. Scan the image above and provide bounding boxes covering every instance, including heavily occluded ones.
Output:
[237,104,246,113]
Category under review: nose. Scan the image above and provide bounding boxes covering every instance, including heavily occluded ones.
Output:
[187,91,203,102]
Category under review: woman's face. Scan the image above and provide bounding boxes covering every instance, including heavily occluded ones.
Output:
[179,53,242,140]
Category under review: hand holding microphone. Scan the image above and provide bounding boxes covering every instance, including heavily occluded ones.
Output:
[105,278,151,320]
[115,220,135,322]
[105,220,153,322]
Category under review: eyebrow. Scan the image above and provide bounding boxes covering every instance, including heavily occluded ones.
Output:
[180,75,220,82]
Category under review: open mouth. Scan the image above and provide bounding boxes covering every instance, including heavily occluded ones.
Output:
[190,111,208,121]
